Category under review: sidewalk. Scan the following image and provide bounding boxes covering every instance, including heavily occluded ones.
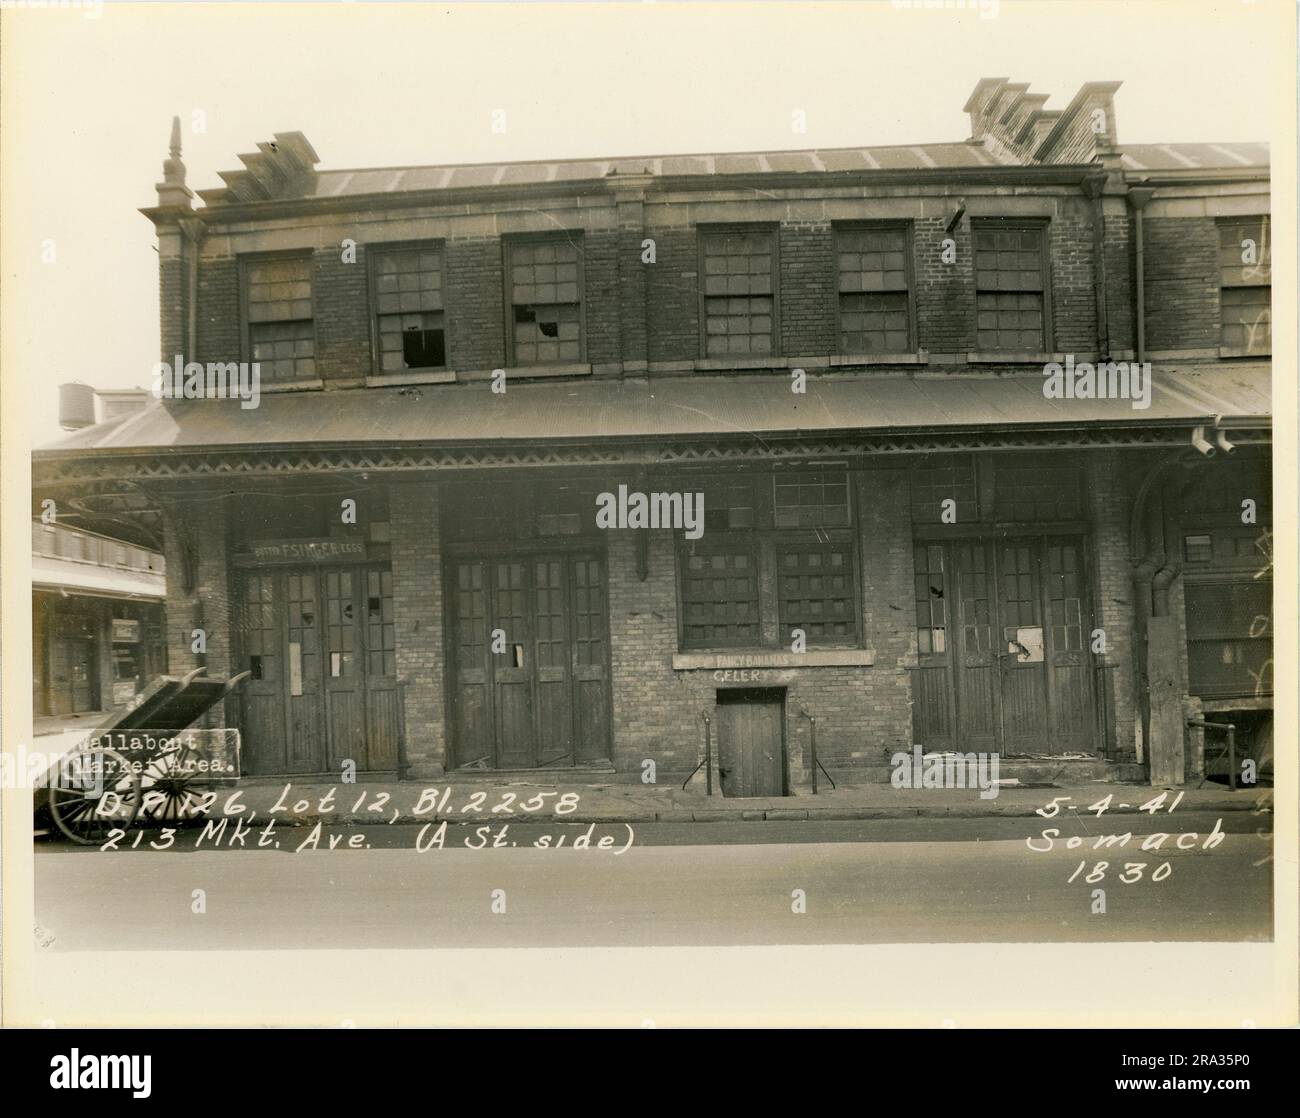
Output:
[215,777,1269,826]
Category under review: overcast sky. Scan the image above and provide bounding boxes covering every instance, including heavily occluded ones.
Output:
[1,0,1287,445]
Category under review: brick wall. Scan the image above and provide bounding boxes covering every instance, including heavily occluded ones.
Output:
[390,480,446,776]
[195,256,240,365]
[1088,450,1138,761]
[1102,208,1134,355]
[779,222,835,356]
[313,245,371,381]
[584,231,622,365]
[1048,210,1100,353]
[645,228,699,362]
[445,238,505,371]
[1143,217,1219,351]
[914,215,975,352]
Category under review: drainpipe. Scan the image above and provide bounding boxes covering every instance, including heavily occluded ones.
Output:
[1150,479,1184,618]
[1128,187,1155,364]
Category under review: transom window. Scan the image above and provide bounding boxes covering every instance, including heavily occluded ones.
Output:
[677,470,858,650]
[701,229,776,357]
[507,237,584,365]
[372,247,446,372]
[973,221,1048,351]
[837,225,912,353]
[1218,216,1270,354]
[245,256,315,383]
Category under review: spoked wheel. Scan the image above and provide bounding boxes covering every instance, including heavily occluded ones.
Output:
[48,748,142,845]
[139,741,217,825]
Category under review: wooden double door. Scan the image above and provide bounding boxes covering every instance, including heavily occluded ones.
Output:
[238,565,401,774]
[912,536,1097,755]
[449,552,611,769]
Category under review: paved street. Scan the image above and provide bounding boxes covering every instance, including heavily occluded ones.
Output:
[33,813,1272,949]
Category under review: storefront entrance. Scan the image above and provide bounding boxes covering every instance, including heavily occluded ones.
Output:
[912,536,1097,755]
[448,552,612,769]
[238,565,401,774]
[48,614,98,715]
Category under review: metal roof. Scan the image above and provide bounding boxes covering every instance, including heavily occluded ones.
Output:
[37,364,1270,457]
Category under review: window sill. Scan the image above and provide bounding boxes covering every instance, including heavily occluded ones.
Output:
[258,379,325,394]
[499,363,592,380]
[672,649,874,670]
[966,352,1063,365]
[1218,346,1271,360]
[695,356,789,372]
[831,352,929,367]
[366,370,456,388]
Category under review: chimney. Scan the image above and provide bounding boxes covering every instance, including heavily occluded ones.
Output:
[963,78,1122,165]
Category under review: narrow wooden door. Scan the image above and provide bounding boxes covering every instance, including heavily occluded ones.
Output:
[492,559,535,769]
[716,689,786,797]
[361,566,401,770]
[323,568,364,771]
[1042,539,1095,753]
[995,541,1050,753]
[284,570,326,772]
[241,572,287,775]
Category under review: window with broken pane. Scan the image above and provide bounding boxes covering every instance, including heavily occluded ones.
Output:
[701,229,776,357]
[1218,217,1270,353]
[507,237,583,364]
[246,256,316,383]
[374,247,446,371]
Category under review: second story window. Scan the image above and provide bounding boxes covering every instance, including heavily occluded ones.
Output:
[701,229,776,358]
[373,246,446,372]
[973,221,1049,351]
[507,236,584,365]
[836,225,913,353]
[1218,216,1271,354]
[245,256,315,384]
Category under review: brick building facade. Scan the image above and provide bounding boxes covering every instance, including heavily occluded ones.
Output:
[33,79,1273,792]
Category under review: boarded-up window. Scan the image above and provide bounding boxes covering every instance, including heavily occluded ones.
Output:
[777,545,855,646]
[837,225,911,353]
[974,222,1047,351]
[373,247,445,371]
[677,469,858,650]
[680,548,760,647]
[1185,581,1271,699]
[1218,217,1271,353]
[508,238,583,364]
[246,257,315,383]
[701,229,775,357]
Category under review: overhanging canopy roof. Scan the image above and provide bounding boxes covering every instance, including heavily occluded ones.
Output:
[37,364,1270,459]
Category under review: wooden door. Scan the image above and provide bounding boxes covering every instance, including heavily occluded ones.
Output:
[911,538,1096,757]
[449,552,612,770]
[323,568,364,771]
[284,570,326,772]
[49,626,97,716]
[361,567,401,770]
[241,572,287,775]
[716,689,786,797]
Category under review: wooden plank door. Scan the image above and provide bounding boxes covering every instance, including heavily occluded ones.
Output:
[716,689,786,797]
[955,541,1000,752]
[240,571,287,775]
[533,556,574,767]
[994,541,1050,753]
[492,559,535,768]
[912,542,956,750]
[284,570,326,772]
[361,566,401,770]
[1042,538,1095,753]
[570,556,612,764]
[450,560,493,768]
[322,568,366,772]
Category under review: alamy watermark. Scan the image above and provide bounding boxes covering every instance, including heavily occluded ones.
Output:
[891,745,1002,799]
[1043,356,1151,410]
[151,355,261,410]
[596,485,704,539]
